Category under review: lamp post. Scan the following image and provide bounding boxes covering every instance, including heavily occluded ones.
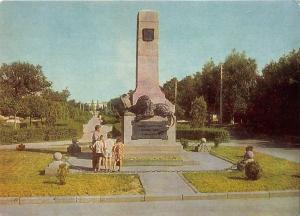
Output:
[219,64,223,125]
[174,78,178,109]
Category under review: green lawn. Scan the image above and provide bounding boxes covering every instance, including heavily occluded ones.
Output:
[183,146,300,192]
[0,150,143,197]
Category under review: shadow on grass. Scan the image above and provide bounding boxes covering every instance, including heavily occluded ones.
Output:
[25,148,67,154]
[228,176,247,181]
[39,170,45,175]
[71,152,92,159]
[69,165,93,172]
[43,180,60,185]
[292,174,300,178]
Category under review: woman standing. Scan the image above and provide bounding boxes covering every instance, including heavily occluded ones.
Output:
[90,125,101,171]
[113,137,124,172]
[104,133,115,172]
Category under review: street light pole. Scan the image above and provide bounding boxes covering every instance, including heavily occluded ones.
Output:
[220,64,223,125]
[174,78,178,109]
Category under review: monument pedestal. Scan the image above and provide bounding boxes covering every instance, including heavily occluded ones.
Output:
[122,112,181,156]
[119,11,181,158]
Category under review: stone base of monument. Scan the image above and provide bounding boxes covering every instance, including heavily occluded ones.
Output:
[123,114,176,144]
[124,143,182,156]
[122,113,181,155]
[119,113,200,166]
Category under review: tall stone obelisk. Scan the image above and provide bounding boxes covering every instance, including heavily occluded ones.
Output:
[123,10,179,155]
[132,10,167,105]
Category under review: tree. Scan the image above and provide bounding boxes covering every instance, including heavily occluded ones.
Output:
[177,75,196,119]
[190,96,207,127]
[162,77,177,104]
[195,60,220,124]
[42,88,70,103]
[0,62,51,128]
[222,50,257,124]
[247,49,300,135]
[21,95,48,125]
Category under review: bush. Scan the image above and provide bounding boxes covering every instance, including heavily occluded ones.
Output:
[190,96,207,128]
[101,114,119,125]
[180,138,189,149]
[16,143,26,151]
[57,163,69,185]
[44,128,77,141]
[214,138,221,148]
[177,127,229,142]
[112,123,122,138]
[19,123,28,129]
[245,161,262,180]
[0,127,78,144]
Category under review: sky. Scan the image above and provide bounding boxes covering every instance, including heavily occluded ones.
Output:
[0,1,300,103]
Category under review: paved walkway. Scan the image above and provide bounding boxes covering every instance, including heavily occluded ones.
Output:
[79,116,112,142]
[1,197,298,216]
[139,172,195,195]
[67,151,232,173]
[66,150,231,196]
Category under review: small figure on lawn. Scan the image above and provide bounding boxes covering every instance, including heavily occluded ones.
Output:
[67,138,81,155]
[195,138,209,152]
[237,146,255,171]
[16,143,26,151]
[45,152,68,176]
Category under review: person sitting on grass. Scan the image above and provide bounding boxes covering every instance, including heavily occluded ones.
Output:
[244,145,254,163]
[113,137,124,172]
[235,145,255,171]
[104,133,115,172]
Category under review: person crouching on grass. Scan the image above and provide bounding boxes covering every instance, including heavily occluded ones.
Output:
[113,137,124,172]
[104,133,115,172]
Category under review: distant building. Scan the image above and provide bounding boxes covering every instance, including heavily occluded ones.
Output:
[86,101,107,109]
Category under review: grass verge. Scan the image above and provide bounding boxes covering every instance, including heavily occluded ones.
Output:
[183,146,300,192]
[0,150,143,197]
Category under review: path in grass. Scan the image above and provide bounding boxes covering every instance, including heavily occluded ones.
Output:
[139,172,195,195]
[184,146,300,193]
[79,116,112,142]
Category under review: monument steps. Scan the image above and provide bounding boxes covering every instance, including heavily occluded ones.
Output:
[125,145,182,151]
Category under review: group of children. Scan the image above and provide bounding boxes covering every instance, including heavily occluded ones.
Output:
[90,127,124,172]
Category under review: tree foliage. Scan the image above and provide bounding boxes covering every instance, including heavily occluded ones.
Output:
[222,50,257,123]
[0,62,51,98]
[247,49,300,135]
[0,62,51,128]
[0,61,91,129]
[190,96,207,128]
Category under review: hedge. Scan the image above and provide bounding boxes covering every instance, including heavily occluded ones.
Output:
[101,114,119,125]
[109,123,229,143]
[112,123,122,138]
[176,127,230,142]
[0,127,78,144]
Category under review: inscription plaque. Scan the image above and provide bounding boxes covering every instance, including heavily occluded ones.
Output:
[131,121,168,140]
[142,28,154,41]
